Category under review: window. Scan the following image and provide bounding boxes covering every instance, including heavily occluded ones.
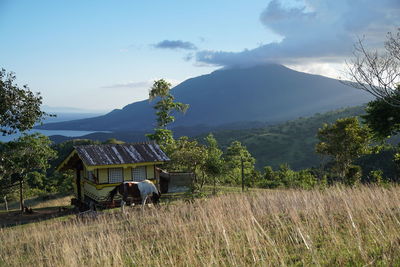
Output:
[132,166,147,181]
[87,171,95,182]
[108,168,123,183]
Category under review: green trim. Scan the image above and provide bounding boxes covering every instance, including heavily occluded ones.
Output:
[86,161,165,171]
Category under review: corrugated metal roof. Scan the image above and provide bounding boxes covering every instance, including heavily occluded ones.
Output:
[74,142,170,166]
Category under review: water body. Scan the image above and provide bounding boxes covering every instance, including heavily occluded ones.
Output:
[0,129,99,142]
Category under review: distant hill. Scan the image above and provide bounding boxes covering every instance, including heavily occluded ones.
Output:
[199,106,367,170]
[38,64,372,131]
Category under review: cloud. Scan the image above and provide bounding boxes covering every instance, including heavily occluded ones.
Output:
[196,0,400,67]
[153,40,197,50]
[102,81,151,89]
[102,79,181,90]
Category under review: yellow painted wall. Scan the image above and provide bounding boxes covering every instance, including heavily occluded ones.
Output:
[124,167,132,181]
[98,169,108,183]
[147,165,154,179]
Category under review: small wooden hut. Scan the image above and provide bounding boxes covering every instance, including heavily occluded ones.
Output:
[57,142,170,207]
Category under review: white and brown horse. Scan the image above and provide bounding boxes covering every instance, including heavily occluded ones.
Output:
[108,180,161,211]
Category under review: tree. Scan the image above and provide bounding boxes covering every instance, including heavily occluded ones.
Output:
[0,69,49,135]
[0,133,57,211]
[345,28,400,106]
[147,79,189,146]
[315,117,372,182]
[224,141,255,188]
[165,136,207,190]
[361,86,400,140]
[203,134,224,194]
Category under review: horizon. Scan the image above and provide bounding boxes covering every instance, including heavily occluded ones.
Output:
[1,0,398,111]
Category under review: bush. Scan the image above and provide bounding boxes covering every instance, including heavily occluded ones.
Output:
[258,164,319,189]
[345,165,362,186]
[368,170,384,184]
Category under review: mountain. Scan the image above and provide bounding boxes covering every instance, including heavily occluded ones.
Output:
[37,64,372,131]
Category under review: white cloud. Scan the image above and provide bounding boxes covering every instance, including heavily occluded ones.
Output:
[196,0,400,67]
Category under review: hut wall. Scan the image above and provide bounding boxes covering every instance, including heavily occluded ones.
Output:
[124,167,132,181]
[147,165,155,179]
[98,169,108,183]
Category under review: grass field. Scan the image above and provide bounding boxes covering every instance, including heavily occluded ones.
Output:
[1,185,400,266]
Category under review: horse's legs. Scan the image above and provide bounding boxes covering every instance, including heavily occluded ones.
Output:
[121,200,126,214]
[141,195,148,211]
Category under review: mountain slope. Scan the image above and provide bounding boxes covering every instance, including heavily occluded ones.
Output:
[38,64,372,131]
[199,106,367,170]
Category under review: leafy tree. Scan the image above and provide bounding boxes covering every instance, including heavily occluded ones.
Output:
[362,85,400,140]
[203,134,224,194]
[147,79,189,146]
[166,136,207,190]
[316,117,372,183]
[0,133,57,211]
[0,69,50,135]
[344,28,400,106]
[224,141,255,187]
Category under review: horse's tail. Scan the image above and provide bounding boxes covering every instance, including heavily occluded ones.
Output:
[108,185,119,202]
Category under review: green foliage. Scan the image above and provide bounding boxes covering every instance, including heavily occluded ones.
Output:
[103,138,125,144]
[203,134,224,193]
[1,133,57,177]
[146,129,174,148]
[368,170,383,184]
[224,141,256,185]
[0,69,50,135]
[165,136,207,173]
[147,79,189,145]
[362,86,400,140]
[164,136,207,191]
[345,165,362,186]
[197,106,366,170]
[204,134,224,177]
[316,117,372,181]
[0,133,57,207]
[258,164,320,189]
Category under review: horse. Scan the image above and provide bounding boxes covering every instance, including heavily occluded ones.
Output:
[107,180,161,212]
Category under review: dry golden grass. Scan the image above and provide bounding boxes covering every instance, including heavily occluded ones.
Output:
[0,194,72,211]
[1,186,400,266]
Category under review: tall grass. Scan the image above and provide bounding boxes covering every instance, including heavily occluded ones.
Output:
[1,186,400,266]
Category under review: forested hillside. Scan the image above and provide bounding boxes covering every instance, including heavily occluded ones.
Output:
[200,106,367,170]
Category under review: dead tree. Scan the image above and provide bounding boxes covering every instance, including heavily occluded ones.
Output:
[344,28,400,106]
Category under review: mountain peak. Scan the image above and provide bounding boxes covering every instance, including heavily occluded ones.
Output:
[38,65,372,132]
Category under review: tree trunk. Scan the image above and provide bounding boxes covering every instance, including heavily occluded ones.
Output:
[4,196,8,212]
[19,178,24,212]
[213,176,216,195]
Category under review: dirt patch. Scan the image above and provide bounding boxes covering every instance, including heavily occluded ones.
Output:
[0,207,74,227]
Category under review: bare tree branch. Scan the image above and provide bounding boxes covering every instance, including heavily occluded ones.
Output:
[343,28,400,107]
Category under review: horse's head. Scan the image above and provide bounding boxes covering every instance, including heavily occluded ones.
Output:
[151,191,161,205]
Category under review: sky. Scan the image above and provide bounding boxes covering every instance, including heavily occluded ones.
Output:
[0,0,399,112]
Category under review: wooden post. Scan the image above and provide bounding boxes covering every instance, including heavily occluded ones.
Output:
[4,196,8,212]
[19,178,24,212]
[241,157,245,192]
[213,176,216,195]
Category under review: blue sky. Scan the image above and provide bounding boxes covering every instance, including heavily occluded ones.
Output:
[0,0,398,111]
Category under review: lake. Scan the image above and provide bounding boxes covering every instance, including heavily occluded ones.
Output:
[0,129,99,142]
